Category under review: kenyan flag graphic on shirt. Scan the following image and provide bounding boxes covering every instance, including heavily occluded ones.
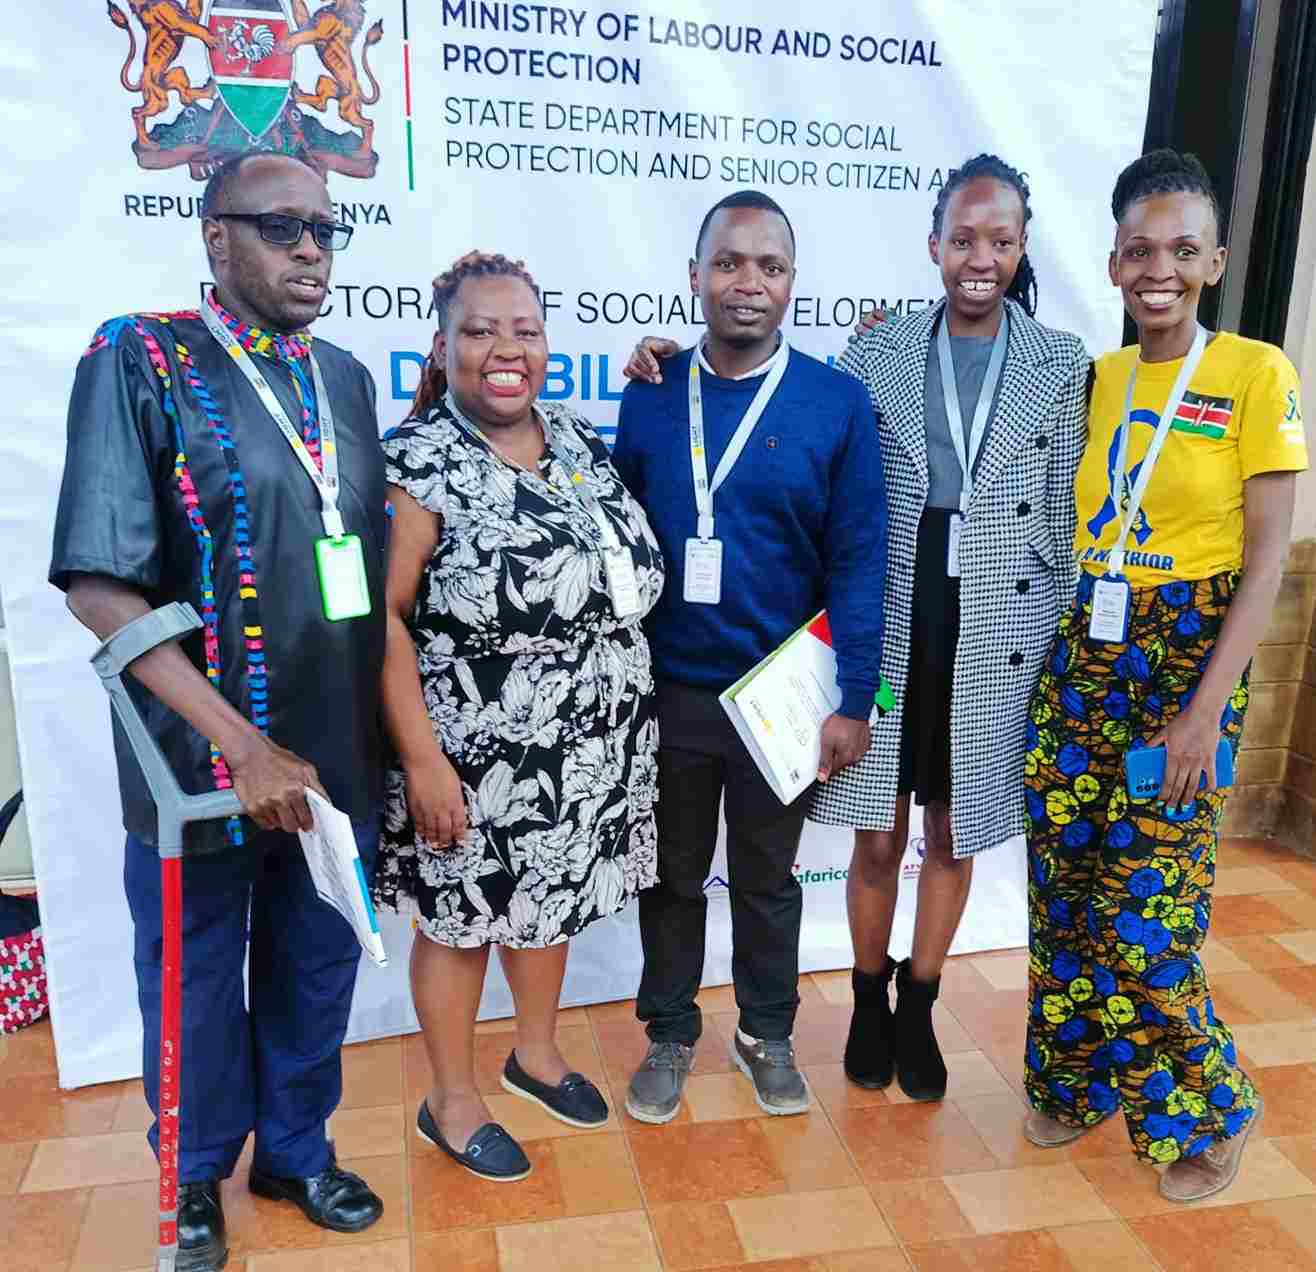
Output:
[207,1,295,143]
[1172,391,1234,439]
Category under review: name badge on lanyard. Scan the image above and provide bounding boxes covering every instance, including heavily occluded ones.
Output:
[202,304,372,622]
[1088,324,1210,643]
[936,311,1008,579]
[684,339,791,605]
[446,392,641,619]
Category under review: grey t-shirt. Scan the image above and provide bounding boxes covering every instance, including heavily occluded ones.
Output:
[924,332,1004,510]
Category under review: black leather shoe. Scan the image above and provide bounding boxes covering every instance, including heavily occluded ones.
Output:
[893,958,948,1101]
[177,1180,228,1271]
[844,957,897,1090]
[248,1146,383,1234]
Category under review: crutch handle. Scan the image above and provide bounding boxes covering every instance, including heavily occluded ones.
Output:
[90,603,245,857]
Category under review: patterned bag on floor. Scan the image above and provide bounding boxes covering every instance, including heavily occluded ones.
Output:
[0,920,47,1034]
[0,792,45,1033]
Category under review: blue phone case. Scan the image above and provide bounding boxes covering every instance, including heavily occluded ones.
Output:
[1124,737,1234,801]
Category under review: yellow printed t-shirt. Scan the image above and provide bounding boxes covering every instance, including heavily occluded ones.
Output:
[1074,331,1307,586]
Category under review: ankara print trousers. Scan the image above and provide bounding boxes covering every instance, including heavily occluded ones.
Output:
[1023,570,1259,1165]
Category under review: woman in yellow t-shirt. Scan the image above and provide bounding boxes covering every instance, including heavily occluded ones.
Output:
[1021,150,1308,1203]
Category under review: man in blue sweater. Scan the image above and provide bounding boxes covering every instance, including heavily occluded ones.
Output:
[612,190,887,1121]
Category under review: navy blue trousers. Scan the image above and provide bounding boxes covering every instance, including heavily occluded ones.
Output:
[124,812,378,1183]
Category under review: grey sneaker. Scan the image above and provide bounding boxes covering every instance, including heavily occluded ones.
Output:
[625,1041,694,1124]
[732,1033,810,1115]
[1159,1098,1264,1202]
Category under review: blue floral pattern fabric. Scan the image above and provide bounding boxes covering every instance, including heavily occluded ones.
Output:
[373,398,665,949]
[1023,571,1259,1163]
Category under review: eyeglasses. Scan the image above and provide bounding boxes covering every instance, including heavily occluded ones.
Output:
[213,212,354,252]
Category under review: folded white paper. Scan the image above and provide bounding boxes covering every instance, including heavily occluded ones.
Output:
[298,788,388,967]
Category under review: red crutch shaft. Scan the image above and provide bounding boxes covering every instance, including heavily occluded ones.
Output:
[157,855,182,1268]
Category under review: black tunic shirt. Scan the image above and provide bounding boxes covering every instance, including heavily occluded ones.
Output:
[50,300,387,853]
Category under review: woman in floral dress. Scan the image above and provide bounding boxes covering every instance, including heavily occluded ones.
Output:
[376,252,664,1181]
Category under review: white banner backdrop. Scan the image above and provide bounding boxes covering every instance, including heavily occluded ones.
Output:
[0,2,1155,1088]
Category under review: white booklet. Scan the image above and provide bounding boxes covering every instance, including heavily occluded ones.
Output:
[720,612,894,805]
[298,788,388,967]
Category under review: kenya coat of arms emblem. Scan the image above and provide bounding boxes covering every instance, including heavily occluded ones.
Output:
[106,0,383,179]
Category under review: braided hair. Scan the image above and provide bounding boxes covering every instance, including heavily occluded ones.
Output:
[930,154,1038,317]
[1111,148,1223,235]
[410,251,544,418]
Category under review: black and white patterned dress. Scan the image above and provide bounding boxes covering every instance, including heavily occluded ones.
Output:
[374,398,665,948]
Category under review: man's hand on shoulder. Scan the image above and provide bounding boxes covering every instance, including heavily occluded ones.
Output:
[228,735,328,834]
[623,336,682,385]
[817,713,871,783]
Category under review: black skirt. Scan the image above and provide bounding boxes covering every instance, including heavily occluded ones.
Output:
[898,508,961,808]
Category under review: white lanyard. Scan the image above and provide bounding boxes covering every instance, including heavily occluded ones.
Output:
[935,309,1009,514]
[444,392,623,552]
[1106,325,1209,575]
[688,338,790,540]
[202,303,344,538]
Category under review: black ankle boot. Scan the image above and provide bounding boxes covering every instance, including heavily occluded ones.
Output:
[844,957,896,1089]
[893,958,947,1101]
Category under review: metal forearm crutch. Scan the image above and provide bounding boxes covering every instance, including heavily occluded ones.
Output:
[91,603,244,1272]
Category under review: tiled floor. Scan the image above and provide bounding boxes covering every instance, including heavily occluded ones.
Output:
[5,837,1316,1271]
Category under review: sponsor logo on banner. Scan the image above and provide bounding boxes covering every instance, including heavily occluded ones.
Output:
[106,0,384,180]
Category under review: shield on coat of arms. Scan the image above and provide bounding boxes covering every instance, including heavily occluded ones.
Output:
[206,0,296,142]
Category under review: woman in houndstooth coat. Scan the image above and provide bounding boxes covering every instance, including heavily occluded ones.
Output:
[809,156,1089,1104]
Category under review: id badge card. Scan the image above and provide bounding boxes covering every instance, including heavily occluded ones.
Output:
[683,537,723,605]
[946,512,963,578]
[603,547,641,618]
[314,535,372,622]
[1088,575,1131,643]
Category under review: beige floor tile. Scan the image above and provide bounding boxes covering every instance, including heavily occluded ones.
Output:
[816,1252,914,1272]
[0,1188,91,1267]
[685,1072,767,1123]
[868,1177,973,1245]
[801,1064,890,1118]
[496,1209,660,1271]
[553,1133,643,1215]
[756,1111,859,1192]
[943,1162,1115,1233]
[884,1051,1013,1105]
[1209,972,1313,1025]
[22,1130,156,1192]
[1262,1195,1316,1259]
[0,1139,35,1195]
[338,1038,403,1110]
[727,1186,895,1260]
[69,1180,157,1272]
[413,1227,500,1271]
[970,952,1030,992]
[325,1103,404,1159]
[1275,931,1316,964]
[1213,866,1300,895]
[811,970,853,1006]
[1232,1021,1316,1067]
[111,1087,153,1134]
[245,1239,410,1270]
[1216,936,1307,972]
[648,1201,744,1271]
[1271,1132,1316,1180]
[1046,1218,1161,1270]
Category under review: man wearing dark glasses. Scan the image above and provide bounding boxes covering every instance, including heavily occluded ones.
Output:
[50,151,386,1269]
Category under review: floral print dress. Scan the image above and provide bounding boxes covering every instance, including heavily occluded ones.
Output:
[375,398,665,948]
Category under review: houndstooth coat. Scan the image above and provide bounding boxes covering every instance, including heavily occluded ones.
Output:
[810,299,1089,857]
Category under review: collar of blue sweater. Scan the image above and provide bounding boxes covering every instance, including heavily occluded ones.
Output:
[697,333,786,380]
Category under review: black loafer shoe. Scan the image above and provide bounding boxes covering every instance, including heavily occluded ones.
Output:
[501,1051,610,1128]
[416,1099,531,1181]
[177,1179,228,1271]
[248,1145,383,1234]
